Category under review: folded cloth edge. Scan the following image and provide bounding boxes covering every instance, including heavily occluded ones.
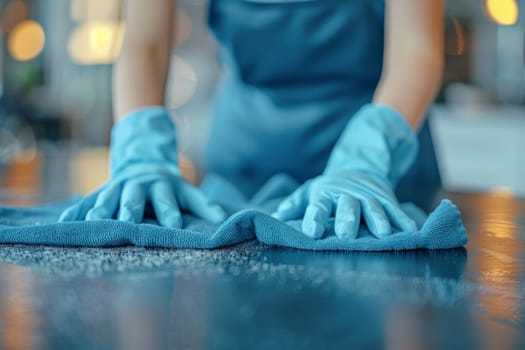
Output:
[0,199,467,251]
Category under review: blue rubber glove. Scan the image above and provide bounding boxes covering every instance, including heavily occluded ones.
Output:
[59,107,226,227]
[272,104,419,239]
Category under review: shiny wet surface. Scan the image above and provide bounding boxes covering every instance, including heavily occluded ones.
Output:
[0,192,523,349]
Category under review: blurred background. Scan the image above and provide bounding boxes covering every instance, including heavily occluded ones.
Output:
[0,0,523,206]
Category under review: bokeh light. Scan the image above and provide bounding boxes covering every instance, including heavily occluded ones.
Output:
[1,0,28,33]
[490,186,515,197]
[70,148,109,195]
[70,0,121,22]
[90,25,113,50]
[68,21,124,65]
[486,0,519,25]
[8,20,46,61]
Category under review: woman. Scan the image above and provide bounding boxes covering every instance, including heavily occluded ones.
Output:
[60,0,444,239]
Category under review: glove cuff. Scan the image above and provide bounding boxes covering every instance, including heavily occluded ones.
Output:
[325,104,419,185]
[110,107,179,176]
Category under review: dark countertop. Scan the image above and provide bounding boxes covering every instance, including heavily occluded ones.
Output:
[0,191,523,349]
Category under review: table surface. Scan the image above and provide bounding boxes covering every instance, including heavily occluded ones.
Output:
[0,192,523,350]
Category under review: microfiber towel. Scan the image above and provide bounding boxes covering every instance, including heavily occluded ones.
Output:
[0,174,468,251]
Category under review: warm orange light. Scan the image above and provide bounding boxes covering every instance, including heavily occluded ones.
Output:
[0,267,38,350]
[70,148,109,194]
[8,20,45,61]
[68,21,124,65]
[486,0,519,25]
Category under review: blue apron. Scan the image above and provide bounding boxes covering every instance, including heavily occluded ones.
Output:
[205,0,441,209]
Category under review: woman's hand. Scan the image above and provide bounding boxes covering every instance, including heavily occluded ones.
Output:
[59,165,226,228]
[272,169,416,239]
[59,107,226,227]
[273,104,419,239]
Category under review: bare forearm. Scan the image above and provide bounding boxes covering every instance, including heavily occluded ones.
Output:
[112,0,175,121]
[113,47,171,120]
[374,49,443,130]
[374,0,444,130]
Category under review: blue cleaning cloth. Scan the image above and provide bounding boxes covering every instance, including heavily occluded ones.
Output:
[0,175,467,251]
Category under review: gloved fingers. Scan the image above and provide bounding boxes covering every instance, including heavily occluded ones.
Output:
[58,190,100,222]
[382,201,418,232]
[149,181,182,228]
[117,180,146,224]
[85,182,122,221]
[301,192,333,239]
[177,182,227,223]
[334,195,361,239]
[360,196,392,238]
[271,184,309,221]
